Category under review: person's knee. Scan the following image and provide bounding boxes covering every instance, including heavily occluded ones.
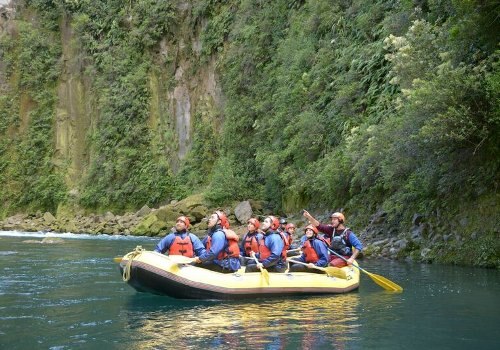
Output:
[289,264,305,272]
[329,258,347,268]
[245,264,258,273]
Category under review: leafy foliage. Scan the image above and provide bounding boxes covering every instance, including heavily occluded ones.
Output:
[0,21,65,214]
[1,0,498,266]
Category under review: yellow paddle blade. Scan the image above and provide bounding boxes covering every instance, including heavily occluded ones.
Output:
[259,267,270,285]
[366,271,403,292]
[113,256,123,263]
[324,266,348,279]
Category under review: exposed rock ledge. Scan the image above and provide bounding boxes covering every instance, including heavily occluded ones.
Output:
[0,194,457,263]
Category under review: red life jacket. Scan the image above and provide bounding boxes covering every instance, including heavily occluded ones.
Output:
[169,234,194,257]
[242,232,259,257]
[317,234,330,247]
[258,231,287,261]
[277,228,291,249]
[206,229,240,260]
[285,231,293,248]
[301,239,319,263]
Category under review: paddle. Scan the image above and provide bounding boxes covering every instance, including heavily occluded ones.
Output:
[287,258,348,279]
[251,252,270,285]
[328,248,403,292]
[113,256,122,263]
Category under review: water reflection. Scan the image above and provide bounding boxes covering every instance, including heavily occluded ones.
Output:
[122,293,361,349]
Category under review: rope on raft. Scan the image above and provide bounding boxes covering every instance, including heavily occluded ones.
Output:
[122,245,144,282]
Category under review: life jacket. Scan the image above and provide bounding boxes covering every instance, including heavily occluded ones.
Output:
[319,233,331,246]
[169,233,194,257]
[330,228,352,256]
[242,232,259,257]
[284,231,293,250]
[301,239,319,263]
[258,230,287,261]
[206,228,240,260]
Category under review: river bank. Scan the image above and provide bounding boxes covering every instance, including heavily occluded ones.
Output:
[1,194,498,268]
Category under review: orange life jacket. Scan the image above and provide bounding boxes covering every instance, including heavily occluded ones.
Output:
[242,232,259,257]
[258,231,287,261]
[301,239,319,263]
[285,231,293,248]
[206,228,240,260]
[317,234,330,247]
[169,234,194,257]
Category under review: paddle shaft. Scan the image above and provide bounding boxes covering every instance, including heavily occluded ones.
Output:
[252,253,270,284]
[328,248,403,292]
[328,248,363,270]
[287,259,325,272]
[252,254,263,269]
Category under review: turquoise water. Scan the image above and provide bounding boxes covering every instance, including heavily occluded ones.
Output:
[0,231,498,349]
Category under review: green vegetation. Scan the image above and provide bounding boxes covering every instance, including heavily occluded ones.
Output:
[0,20,65,215]
[0,0,498,266]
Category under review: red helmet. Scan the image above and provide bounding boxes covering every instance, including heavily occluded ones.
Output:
[247,218,260,229]
[215,210,230,229]
[268,216,280,230]
[331,212,345,223]
[285,223,296,231]
[176,216,190,228]
[305,224,318,234]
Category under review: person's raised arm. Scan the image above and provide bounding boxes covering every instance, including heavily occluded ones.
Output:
[302,210,320,227]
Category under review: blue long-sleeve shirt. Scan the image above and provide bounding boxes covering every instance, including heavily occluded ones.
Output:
[296,238,329,267]
[154,231,206,257]
[199,226,241,271]
[256,230,285,269]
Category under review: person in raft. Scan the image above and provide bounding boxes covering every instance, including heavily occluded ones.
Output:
[302,210,363,267]
[278,218,288,233]
[240,218,264,265]
[288,224,329,273]
[245,216,287,273]
[154,216,206,257]
[193,210,241,273]
[284,223,300,257]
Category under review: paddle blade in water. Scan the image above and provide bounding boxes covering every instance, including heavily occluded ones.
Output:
[367,271,403,292]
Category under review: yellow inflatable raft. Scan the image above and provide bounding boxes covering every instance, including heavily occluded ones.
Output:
[118,247,359,300]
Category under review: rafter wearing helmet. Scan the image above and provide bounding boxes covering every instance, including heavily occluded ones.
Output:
[154,216,206,258]
[193,211,241,273]
[302,209,363,268]
[245,216,288,273]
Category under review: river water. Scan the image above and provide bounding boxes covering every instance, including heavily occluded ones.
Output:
[0,231,498,349]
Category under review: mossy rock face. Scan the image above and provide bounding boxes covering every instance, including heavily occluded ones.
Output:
[148,220,169,236]
[60,221,79,233]
[191,222,208,236]
[189,205,208,222]
[174,194,207,213]
[154,206,181,223]
[131,214,159,235]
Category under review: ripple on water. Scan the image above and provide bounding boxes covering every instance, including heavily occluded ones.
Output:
[0,251,18,256]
